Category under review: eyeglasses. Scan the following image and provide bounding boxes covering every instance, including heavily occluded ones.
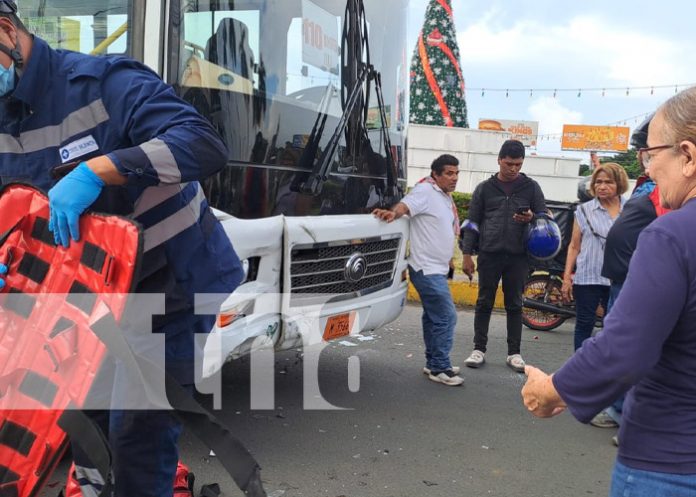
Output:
[0,0,16,14]
[638,144,674,169]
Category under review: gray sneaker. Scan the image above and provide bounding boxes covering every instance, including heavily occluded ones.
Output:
[506,354,526,373]
[590,410,619,428]
[464,350,485,368]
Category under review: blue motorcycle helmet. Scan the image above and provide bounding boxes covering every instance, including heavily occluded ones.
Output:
[526,214,562,260]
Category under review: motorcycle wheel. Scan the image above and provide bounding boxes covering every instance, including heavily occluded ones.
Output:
[522,274,566,331]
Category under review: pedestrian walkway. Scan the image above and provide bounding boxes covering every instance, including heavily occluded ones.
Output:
[407,273,505,309]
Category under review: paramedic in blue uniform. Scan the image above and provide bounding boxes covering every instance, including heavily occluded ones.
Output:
[0,2,244,496]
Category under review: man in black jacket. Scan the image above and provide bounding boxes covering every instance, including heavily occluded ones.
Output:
[460,140,546,372]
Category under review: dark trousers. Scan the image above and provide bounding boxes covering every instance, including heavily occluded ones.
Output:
[71,408,183,497]
[71,313,214,497]
[573,284,609,351]
[473,252,528,355]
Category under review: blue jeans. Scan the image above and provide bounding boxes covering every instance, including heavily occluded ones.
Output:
[607,281,624,313]
[610,460,696,497]
[605,281,625,422]
[409,266,457,372]
[573,284,609,351]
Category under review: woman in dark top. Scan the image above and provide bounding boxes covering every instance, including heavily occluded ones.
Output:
[522,86,696,496]
[595,120,672,438]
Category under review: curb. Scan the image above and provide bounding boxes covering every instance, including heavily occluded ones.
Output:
[407,280,505,309]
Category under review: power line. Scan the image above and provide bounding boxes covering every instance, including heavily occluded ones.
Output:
[470,83,695,98]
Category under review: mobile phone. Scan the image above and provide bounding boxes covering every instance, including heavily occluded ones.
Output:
[50,161,81,179]
[515,206,530,215]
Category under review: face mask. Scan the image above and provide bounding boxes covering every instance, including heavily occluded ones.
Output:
[0,62,15,97]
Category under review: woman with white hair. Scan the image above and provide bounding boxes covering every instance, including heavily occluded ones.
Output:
[522,86,696,496]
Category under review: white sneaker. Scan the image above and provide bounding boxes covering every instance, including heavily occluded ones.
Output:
[464,350,485,368]
[428,369,464,386]
[506,354,526,373]
[423,366,461,375]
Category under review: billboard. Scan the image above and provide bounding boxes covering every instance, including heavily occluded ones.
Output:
[302,0,340,74]
[561,125,630,152]
[366,105,392,130]
[478,118,539,147]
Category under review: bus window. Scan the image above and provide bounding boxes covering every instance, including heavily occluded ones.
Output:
[285,2,341,108]
[18,0,131,55]
[172,0,347,171]
[169,0,407,185]
[180,9,260,94]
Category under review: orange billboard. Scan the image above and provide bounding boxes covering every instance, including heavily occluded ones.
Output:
[478,118,539,147]
[561,124,630,152]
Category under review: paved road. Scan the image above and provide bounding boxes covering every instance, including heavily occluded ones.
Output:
[41,305,617,497]
[182,305,616,497]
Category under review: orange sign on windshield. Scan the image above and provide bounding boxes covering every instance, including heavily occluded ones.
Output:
[561,125,630,152]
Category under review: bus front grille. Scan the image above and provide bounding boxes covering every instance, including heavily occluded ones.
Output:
[289,236,401,302]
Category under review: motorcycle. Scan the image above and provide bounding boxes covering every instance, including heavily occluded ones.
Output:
[522,266,605,331]
[521,199,604,332]
[522,261,572,331]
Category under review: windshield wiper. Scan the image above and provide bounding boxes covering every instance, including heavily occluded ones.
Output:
[299,63,369,195]
[289,84,335,193]
[371,70,398,199]
[296,84,336,172]
[299,0,398,197]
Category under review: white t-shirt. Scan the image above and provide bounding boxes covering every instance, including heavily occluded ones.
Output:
[402,181,456,275]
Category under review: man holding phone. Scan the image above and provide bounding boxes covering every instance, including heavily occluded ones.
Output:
[460,140,547,372]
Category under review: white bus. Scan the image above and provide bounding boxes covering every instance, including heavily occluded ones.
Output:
[20,0,411,376]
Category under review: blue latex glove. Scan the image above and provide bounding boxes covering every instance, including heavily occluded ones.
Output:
[48,162,105,247]
[0,263,6,290]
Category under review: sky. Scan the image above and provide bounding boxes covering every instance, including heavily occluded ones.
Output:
[406,0,696,160]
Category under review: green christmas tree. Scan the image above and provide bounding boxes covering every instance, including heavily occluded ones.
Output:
[410,0,468,127]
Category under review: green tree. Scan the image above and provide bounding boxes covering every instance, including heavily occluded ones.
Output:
[409,0,468,127]
[605,149,642,179]
[452,191,471,221]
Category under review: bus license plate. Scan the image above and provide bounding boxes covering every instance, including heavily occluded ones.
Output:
[323,312,355,341]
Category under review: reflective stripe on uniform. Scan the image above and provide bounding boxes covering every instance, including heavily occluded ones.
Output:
[74,464,105,497]
[140,138,182,183]
[143,184,205,252]
[0,99,109,154]
[133,183,188,217]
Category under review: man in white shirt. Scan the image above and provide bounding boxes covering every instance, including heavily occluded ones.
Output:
[373,154,463,386]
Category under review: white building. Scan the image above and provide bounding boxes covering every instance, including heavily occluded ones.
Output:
[407,124,584,202]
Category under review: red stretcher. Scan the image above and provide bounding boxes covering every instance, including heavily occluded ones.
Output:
[0,183,141,497]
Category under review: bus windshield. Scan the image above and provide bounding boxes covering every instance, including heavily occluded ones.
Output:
[17,0,131,55]
[15,0,410,219]
[168,0,409,175]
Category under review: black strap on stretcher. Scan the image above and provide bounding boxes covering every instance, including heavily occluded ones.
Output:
[0,184,266,497]
[88,311,267,497]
